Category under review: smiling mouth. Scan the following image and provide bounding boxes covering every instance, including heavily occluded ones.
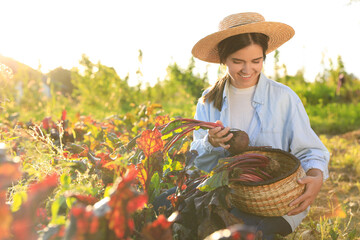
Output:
[240,74,251,78]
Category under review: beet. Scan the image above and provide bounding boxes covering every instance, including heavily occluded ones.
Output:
[225,129,250,155]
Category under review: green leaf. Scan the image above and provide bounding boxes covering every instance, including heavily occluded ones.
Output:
[149,172,161,202]
[51,196,66,225]
[103,185,113,198]
[160,119,183,137]
[161,131,175,141]
[11,191,27,212]
[150,172,160,190]
[171,159,183,171]
[197,170,229,192]
[52,215,66,225]
[66,197,76,209]
[162,153,173,176]
[60,173,71,190]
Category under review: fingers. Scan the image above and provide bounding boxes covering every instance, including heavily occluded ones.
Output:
[288,189,314,215]
[288,187,307,210]
[222,131,233,142]
[287,175,322,215]
[287,199,311,215]
[218,138,232,149]
[208,124,233,148]
[208,126,228,138]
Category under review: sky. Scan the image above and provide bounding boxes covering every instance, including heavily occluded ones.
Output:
[0,0,359,86]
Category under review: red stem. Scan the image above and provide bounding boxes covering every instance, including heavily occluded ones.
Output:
[229,173,265,182]
[163,126,197,153]
[228,159,268,169]
[222,153,270,163]
[161,122,198,135]
[160,118,223,154]
[160,120,221,135]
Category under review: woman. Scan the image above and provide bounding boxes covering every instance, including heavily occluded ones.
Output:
[190,12,329,238]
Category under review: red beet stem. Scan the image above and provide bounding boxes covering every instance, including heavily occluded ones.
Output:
[228,159,268,169]
[240,168,272,180]
[163,126,197,153]
[222,153,270,163]
[214,154,270,173]
[161,122,217,136]
[229,173,265,182]
[160,118,223,154]
[159,118,222,134]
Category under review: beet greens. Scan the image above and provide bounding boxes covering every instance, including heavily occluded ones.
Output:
[157,118,249,154]
[197,153,273,192]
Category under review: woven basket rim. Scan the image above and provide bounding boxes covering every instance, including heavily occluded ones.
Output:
[230,148,300,186]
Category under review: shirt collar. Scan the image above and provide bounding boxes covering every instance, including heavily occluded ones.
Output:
[252,72,268,105]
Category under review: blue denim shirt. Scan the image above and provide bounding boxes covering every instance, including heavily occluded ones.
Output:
[190,73,330,180]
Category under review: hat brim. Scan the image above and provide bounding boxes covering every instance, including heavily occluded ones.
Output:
[191,21,295,63]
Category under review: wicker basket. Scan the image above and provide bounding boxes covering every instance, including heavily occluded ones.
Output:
[228,148,306,217]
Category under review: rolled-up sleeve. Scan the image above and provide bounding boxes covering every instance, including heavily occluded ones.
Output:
[289,100,330,180]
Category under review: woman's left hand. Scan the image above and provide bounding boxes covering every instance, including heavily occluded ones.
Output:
[287,168,323,216]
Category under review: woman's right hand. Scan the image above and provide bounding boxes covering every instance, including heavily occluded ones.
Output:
[208,120,233,149]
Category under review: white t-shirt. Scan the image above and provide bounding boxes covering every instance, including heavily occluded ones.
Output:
[228,83,256,133]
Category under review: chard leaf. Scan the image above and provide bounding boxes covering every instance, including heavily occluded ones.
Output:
[161,131,175,141]
[160,119,183,136]
[197,170,229,192]
[149,172,160,202]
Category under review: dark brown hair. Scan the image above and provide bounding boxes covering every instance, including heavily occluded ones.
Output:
[201,33,269,111]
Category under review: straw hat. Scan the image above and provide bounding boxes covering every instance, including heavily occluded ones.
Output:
[192,12,295,63]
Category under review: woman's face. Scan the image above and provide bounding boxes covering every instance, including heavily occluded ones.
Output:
[225,44,264,89]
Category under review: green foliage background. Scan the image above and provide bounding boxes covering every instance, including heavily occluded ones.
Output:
[1,50,360,135]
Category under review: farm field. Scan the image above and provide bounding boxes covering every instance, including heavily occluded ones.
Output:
[0,106,359,240]
[1,54,360,239]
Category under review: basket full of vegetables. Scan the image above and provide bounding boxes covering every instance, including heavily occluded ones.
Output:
[226,149,305,216]
[157,118,306,217]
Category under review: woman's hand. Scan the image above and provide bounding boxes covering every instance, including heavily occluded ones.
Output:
[287,168,323,216]
[208,120,233,149]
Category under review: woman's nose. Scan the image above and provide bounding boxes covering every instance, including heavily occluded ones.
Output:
[241,63,250,73]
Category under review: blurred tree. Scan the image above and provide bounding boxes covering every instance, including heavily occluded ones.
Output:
[15,65,46,108]
[71,54,136,116]
[142,58,209,117]
[47,67,73,96]
[164,57,209,102]
[273,50,280,81]
[0,63,15,114]
[316,55,346,86]
[277,68,307,87]
[0,56,55,120]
